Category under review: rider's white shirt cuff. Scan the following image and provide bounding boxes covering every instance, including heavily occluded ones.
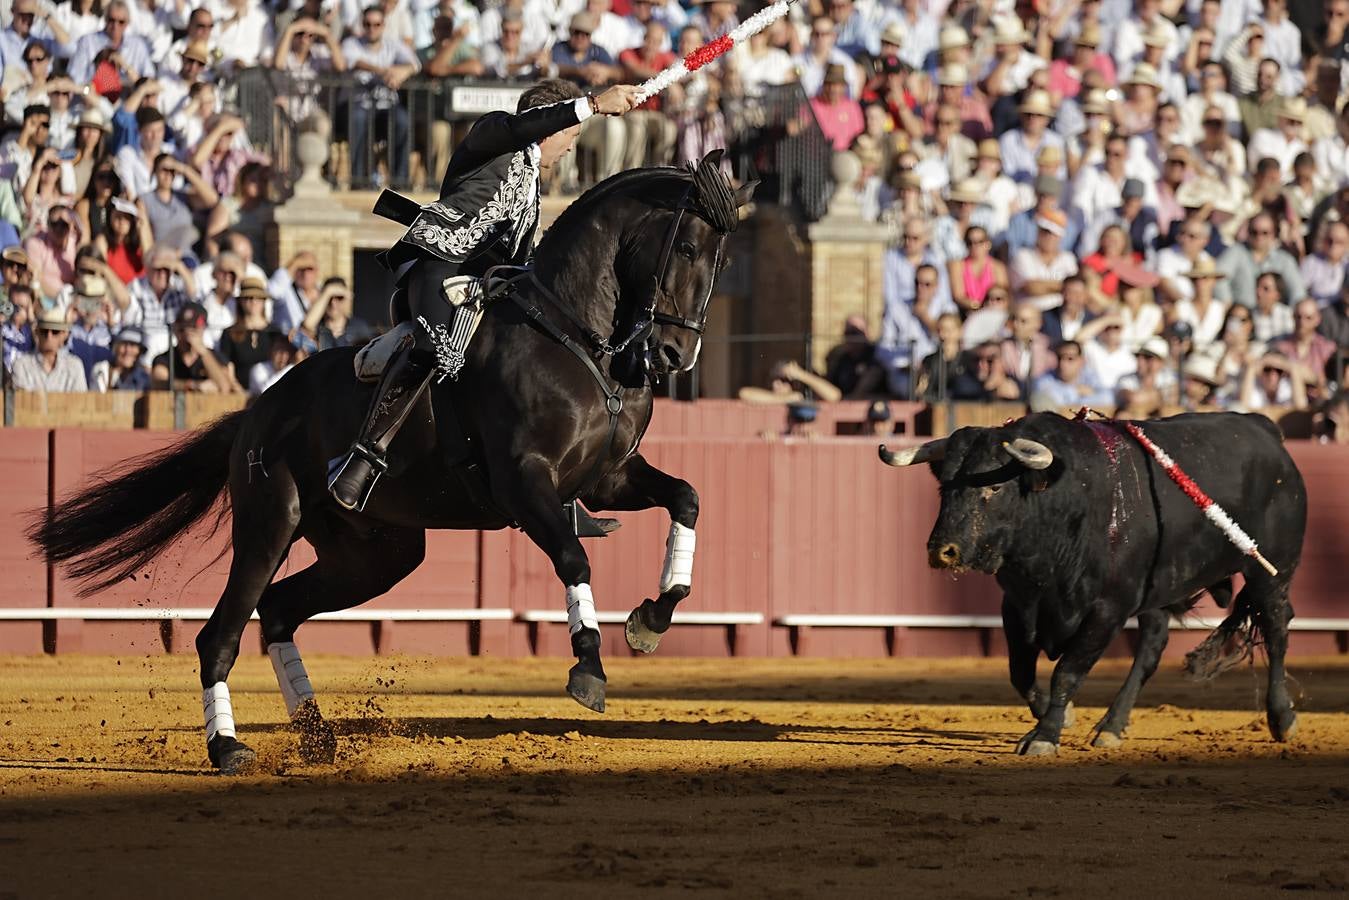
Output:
[574,96,593,123]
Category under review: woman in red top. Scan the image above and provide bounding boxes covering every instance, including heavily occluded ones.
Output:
[1080,224,1140,301]
[95,197,152,284]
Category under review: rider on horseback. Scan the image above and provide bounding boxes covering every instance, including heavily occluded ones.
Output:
[328,78,642,511]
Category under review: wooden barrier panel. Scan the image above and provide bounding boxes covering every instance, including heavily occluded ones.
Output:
[0,430,49,653]
[4,420,1349,659]
[9,391,141,429]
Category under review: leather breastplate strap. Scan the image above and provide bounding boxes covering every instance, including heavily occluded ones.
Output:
[505,282,628,503]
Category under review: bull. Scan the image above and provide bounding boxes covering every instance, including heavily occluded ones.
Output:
[880,411,1306,755]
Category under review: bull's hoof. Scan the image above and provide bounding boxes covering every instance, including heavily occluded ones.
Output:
[625,604,663,654]
[292,699,337,765]
[1015,729,1059,756]
[1092,730,1123,749]
[207,734,257,775]
[566,664,607,713]
[1269,707,1298,742]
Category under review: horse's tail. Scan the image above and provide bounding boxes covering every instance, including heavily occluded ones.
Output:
[28,411,247,597]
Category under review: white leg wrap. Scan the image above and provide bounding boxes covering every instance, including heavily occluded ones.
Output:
[267,641,315,717]
[659,522,696,593]
[203,682,236,742]
[566,583,600,635]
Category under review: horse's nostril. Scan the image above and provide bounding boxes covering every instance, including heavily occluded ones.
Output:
[662,345,682,368]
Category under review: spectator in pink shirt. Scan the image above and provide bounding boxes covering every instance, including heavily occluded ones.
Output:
[24,204,79,301]
[1047,27,1116,103]
[810,64,864,152]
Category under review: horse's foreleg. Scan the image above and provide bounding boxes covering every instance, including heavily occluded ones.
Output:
[497,459,607,712]
[586,454,699,654]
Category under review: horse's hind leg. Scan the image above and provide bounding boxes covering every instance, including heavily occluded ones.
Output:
[585,453,698,654]
[255,519,426,764]
[196,465,300,774]
[495,459,606,712]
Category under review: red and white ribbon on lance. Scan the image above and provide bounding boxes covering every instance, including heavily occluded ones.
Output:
[1077,409,1279,577]
[634,0,797,103]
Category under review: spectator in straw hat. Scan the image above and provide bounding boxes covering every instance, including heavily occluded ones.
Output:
[1110,0,1177,73]
[984,15,1045,99]
[932,177,994,263]
[216,275,275,393]
[1129,27,1186,103]
[878,21,904,60]
[923,63,991,143]
[1247,96,1308,179]
[971,138,1019,237]
[1174,255,1231,351]
[1118,63,1164,136]
[918,98,976,182]
[66,272,113,382]
[998,89,1066,187]
[811,63,865,151]
[11,305,86,392]
[1048,27,1116,104]
[1005,174,1084,255]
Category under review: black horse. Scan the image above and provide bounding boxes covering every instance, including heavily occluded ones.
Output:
[31,152,753,773]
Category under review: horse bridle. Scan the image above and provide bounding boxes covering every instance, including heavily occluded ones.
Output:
[644,186,726,338]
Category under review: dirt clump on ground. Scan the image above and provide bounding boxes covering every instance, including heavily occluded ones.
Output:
[2,654,1348,898]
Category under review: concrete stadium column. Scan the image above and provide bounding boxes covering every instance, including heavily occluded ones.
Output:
[803,150,890,375]
[268,120,362,285]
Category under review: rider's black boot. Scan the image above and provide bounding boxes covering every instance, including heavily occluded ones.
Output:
[328,346,436,512]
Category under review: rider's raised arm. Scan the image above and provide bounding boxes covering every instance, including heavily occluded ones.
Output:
[455,98,593,166]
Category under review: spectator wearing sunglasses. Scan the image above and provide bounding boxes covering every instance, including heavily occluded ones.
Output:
[3,39,54,127]
[0,104,52,201]
[10,305,87,393]
[0,1,68,72]
[68,0,155,86]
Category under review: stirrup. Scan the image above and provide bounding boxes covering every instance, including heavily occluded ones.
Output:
[566,500,621,538]
[327,444,389,512]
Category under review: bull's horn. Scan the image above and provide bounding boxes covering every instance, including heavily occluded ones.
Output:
[879,439,947,467]
[1002,438,1054,470]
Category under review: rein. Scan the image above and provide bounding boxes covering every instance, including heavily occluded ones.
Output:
[489,184,727,503]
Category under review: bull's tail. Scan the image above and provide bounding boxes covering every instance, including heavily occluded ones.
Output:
[27,411,246,597]
[1183,601,1260,681]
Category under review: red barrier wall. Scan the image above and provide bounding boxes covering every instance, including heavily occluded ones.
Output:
[4,408,1348,659]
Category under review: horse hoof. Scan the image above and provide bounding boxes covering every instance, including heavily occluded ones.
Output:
[208,735,257,775]
[625,606,662,654]
[1021,740,1058,757]
[566,664,606,713]
[1269,708,1298,742]
[1092,730,1123,749]
[292,699,337,765]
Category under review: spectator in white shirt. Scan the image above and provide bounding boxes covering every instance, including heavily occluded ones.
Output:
[68,1,155,84]
[1081,314,1138,388]
[1247,96,1309,178]
[1072,133,1131,239]
[1256,0,1304,96]
[160,6,218,78]
[998,90,1067,187]
[1252,270,1295,341]
[114,106,167,199]
[794,17,860,98]
[213,0,275,73]
[1010,208,1079,311]
[983,16,1046,100]
[1173,255,1231,352]
[1301,220,1349,307]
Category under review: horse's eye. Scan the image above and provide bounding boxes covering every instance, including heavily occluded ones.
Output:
[677,241,696,259]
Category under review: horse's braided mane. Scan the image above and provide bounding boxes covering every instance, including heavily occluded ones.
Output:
[539,160,738,253]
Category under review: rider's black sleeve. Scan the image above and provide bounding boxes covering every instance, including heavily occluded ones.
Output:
[439,99,586,184]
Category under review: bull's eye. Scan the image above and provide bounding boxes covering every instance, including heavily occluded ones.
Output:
[677,241,696,259]
[980,484,1003,501]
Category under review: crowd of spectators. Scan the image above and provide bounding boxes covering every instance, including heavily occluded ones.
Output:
[797,0,1349,417]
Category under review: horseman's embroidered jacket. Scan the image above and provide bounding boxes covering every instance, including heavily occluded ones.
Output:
[378,97,594,277]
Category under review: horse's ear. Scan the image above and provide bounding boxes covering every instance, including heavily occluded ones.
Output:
[734,180,758,209]
[699,148,726,170]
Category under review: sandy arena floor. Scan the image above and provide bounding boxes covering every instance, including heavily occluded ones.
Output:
[1,653,1347,898]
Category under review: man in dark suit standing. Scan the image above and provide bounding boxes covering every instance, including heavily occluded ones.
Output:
[329,78,641,511]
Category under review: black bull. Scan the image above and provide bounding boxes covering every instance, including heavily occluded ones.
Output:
[880,411,1306,755]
